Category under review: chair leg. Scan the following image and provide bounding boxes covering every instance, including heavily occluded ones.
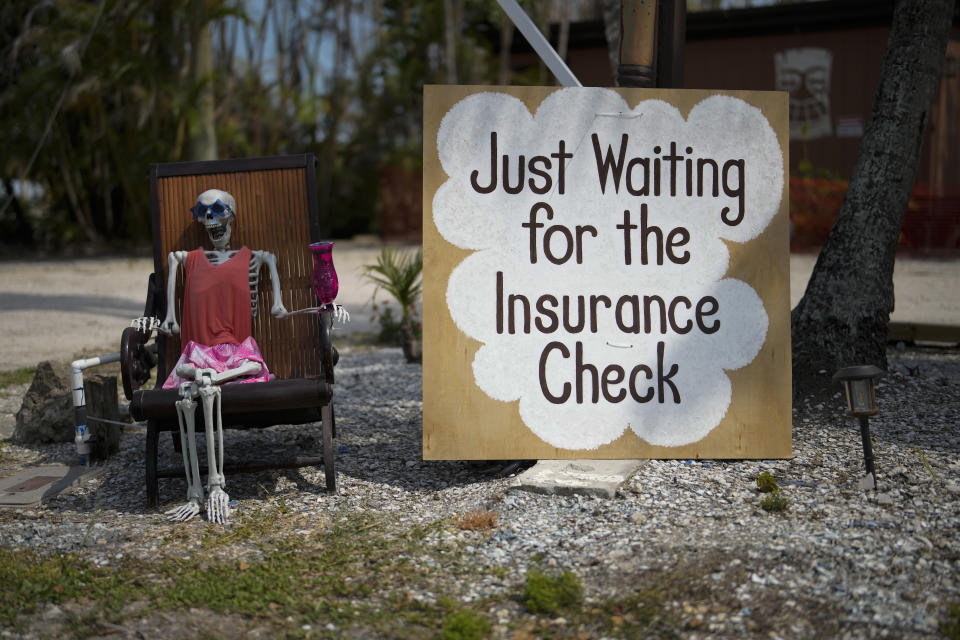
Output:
[146,424,160,507]
[321,404,336,494]
[331,402,336,439]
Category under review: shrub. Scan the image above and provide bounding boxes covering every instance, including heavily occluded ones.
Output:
[456,510,499,531]
[523,567,583,615]
[440,609,491,640]
[760,490,789,513]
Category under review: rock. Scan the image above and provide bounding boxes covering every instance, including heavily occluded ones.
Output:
[13,361,73,444]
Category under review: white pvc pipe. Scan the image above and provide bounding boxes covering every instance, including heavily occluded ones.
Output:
[495,0,582,88]
[71,352,121,463]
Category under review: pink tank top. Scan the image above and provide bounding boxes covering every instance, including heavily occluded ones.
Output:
[180,246,253,348]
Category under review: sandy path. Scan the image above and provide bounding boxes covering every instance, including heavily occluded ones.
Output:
[1,249,957,372]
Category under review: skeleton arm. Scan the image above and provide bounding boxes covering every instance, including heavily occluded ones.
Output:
[176,361,262,386]
[251,250,289,319]
[160,251,188,334]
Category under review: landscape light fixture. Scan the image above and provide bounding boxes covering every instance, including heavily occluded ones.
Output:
[833,365,884,490]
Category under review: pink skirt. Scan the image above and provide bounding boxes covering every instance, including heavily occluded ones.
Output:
[162,336,271,389]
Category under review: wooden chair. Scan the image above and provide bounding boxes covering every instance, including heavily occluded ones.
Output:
[120,154,338,507]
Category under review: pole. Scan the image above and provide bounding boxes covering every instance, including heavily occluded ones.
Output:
[617,0,685,89]
[859,416,876,486]
[617,0,658,88]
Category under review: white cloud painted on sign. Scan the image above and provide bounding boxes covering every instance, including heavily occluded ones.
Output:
[434,88,783,450]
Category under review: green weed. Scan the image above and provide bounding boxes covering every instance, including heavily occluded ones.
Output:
[522,567,583,615]
[760,490,789,513]
[0,366,35,388]
[942,602,960,640]
[916,448,938,480]
[756,471,779,493]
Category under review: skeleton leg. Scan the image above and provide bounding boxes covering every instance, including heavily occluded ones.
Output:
[199,383,230,524]
[165,385,203,521]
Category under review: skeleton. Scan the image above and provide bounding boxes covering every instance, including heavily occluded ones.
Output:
[157,189,345,524]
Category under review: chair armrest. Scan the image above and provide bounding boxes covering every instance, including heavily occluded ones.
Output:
[121,327,157,401]
[144,272,164,319]
[121,271,163,401]
[319,310,338,384]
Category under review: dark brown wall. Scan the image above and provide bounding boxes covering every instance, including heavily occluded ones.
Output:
[546,11,959,189]
[684,27,888,180]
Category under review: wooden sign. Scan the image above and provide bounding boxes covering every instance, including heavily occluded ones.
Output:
[423,86,791,460]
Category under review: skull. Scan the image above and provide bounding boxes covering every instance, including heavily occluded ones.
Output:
[191,189,236,251]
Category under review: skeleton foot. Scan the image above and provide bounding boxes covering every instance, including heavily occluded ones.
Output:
[206,487,231,524]
[165,498,202,522]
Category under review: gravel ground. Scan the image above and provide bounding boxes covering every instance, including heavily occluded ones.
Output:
[0,344,958,638]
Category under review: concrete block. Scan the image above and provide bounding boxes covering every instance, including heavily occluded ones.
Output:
[511,459,642,499]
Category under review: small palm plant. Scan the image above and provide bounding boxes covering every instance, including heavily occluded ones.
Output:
[363,246,423,363]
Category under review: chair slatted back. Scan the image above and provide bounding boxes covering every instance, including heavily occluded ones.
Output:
[148,155,322,381]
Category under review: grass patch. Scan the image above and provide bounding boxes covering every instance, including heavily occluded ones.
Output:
[522,566,583,615]
[0,547,141,630]
[594,591,678,639]
[0,366,35,389]
[0,512,472,637]
[200,499,293,549]
[0,512,702,638]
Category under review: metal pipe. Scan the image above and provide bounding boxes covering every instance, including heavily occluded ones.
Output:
[71,352,121,464]
[495,0,582,87]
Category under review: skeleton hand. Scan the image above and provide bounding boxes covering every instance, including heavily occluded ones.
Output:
[131,316,160,334]
[195,368,219,387]
[159,317,180,336]
[165,498,202,522]
[332,304,350,324]
[206,487,230,524]
[271,302,290,319]
[176,364,198,381]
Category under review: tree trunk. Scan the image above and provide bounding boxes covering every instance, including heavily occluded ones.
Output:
[791,0,954,390]
[498,14,514,85]
[557,2,571,81]
[601,0,621,84]
[443,0,459,84]
[189,21,217,161]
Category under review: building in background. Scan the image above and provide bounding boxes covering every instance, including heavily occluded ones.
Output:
[501,0,960,253]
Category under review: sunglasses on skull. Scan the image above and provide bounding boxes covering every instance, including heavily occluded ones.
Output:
[191,199,234,219]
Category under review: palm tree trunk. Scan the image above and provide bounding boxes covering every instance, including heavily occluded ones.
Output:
[791,0,955,389]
